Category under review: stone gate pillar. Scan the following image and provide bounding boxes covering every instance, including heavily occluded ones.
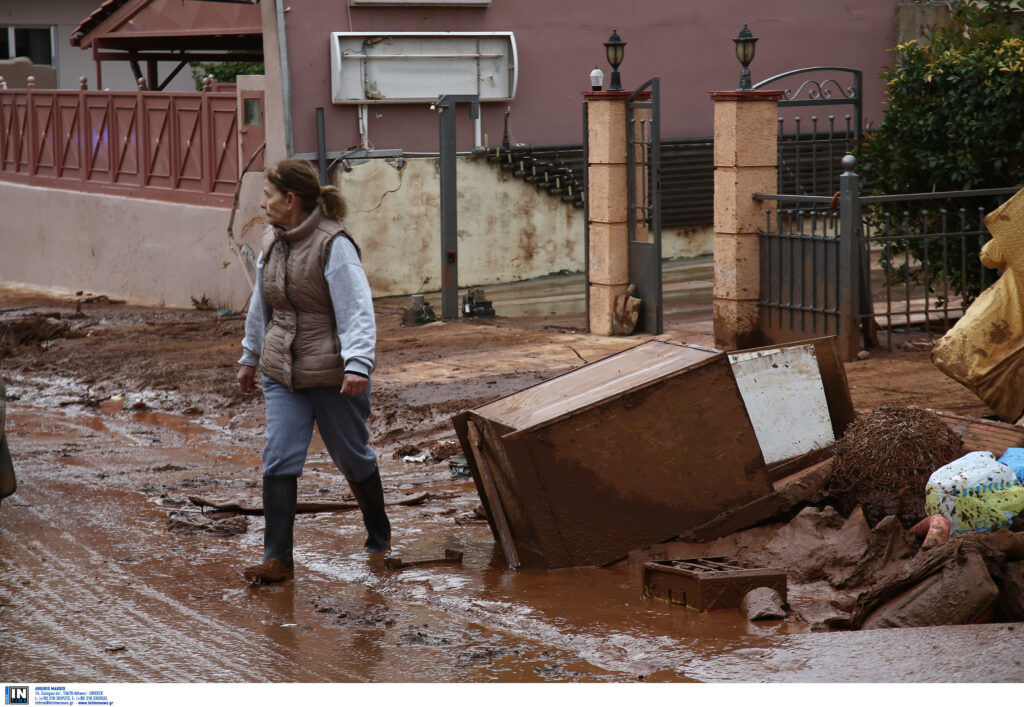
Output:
[585,90,630,336]
[710,89,782,349]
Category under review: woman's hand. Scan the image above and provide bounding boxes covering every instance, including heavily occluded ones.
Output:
[340,373,368,397]
[237,364,257,394]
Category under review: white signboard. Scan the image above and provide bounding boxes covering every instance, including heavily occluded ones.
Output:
[330,31,517,103]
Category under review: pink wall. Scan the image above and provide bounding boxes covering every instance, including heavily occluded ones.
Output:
[282,0,898,155]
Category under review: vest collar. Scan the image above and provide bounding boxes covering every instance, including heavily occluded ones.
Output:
[275,206,324,244]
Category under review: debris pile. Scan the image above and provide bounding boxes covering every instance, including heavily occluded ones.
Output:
[461,288,494,317]
[428,439,461,460]
[0,313,71,357]
[829,404,963,526]
[401,294,437,326]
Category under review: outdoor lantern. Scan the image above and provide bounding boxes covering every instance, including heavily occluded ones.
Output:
[590,66,604,91]
[604,29,626,91]
[734,23,758,90]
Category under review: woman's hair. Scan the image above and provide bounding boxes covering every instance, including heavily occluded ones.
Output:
[265,158,347,222]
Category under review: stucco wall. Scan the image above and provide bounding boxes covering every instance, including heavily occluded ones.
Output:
[274,0,899,155]
[334,156,711,297]
[0,182,251,308]
[0,155,711,307]
[339,156,581,295]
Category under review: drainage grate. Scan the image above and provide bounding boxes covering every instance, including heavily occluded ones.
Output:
[642,557,787,612]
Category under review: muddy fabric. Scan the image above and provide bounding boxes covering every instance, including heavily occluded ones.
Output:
[997,560,1024,621]
[932,187,1024,422]
[862,549,998,630]
[0,371,15,500]
[257,208,371,390]
[261,375,376,483]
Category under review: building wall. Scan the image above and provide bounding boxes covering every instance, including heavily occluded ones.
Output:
[275,0,899,156]
[1,0,195,91]
[0,153,706,306]
[0,182,251,308]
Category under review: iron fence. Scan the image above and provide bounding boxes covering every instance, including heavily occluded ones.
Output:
[859,189,1013,344]
[756,156,1019,358]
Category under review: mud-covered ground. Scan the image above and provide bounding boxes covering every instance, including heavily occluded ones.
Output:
[1,283,1020,684]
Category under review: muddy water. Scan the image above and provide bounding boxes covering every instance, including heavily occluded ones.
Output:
[3,388,1023,683]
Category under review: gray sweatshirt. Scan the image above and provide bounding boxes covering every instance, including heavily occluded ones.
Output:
[239,235,376,378]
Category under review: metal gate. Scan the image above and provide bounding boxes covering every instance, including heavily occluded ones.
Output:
[757,161,861,359]
[757,155,1017,360]
[626,77,662,335]
[754,67,862,196]
[754,65,867,359]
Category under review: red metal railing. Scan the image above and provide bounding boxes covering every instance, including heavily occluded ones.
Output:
[0,81,238,206]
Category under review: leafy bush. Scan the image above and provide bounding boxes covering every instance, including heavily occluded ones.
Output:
[189,60,264,91]
[857,0,1024,302]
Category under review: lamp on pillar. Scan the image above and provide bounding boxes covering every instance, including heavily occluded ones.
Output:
[733,24,758,90]
[604,29,626,92]
[590,66,604,91]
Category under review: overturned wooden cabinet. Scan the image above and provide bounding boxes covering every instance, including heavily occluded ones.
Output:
[453,337,855,569]
[453,340,775,569]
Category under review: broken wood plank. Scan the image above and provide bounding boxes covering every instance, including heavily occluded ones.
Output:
[466,419,521,569]
[932,410,1024,456]
[188,491,429,515]
[384,548,464,570]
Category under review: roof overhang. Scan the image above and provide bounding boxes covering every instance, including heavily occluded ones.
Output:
[72,0,263,62]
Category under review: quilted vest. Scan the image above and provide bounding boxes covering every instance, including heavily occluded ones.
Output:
[258,208,349,390]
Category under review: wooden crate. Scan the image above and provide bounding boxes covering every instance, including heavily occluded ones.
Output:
[643,557,788,612]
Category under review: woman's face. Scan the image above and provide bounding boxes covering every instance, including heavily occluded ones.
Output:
[261,179,295,228]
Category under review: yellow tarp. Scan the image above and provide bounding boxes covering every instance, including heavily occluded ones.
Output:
[932,187,1024,422]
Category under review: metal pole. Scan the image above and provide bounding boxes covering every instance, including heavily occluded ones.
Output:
[438,95,459,319]
[650,77,663,335]
[437,95,479,320]
[275,0,294,156]
[837,154,861,360]
[316,107,327,186]
[582,100,590,332]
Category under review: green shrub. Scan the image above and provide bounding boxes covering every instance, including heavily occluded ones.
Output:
[857,0,1024,302]
[189,60,264,91]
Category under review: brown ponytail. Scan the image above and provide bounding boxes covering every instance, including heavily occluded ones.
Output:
[317,184,347,221]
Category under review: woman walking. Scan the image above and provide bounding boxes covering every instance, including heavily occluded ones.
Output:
[237,158,389,585]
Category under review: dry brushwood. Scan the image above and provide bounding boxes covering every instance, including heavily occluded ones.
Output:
[829,404,963,526]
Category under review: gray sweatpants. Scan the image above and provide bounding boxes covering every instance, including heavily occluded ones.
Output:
[261,375,377,482]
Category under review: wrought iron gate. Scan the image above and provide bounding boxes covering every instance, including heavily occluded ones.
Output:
[754,67,862,196]
[626,78,662,335]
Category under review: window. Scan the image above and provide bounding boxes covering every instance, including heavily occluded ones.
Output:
[0,27,55,66]
[243,97,262,126]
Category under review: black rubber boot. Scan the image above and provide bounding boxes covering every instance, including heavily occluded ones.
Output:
[243,475,297,585]
[349,468,391,553]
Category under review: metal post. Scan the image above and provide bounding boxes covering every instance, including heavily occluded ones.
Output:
[437,94,479,320]
[649,78,663,334]
[582,100,590,332]
[316,107,327,186]
[837,154,861,360]
[438,96,458,319]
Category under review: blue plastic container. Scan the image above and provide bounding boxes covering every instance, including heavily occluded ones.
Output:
[998,447,1024,484]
